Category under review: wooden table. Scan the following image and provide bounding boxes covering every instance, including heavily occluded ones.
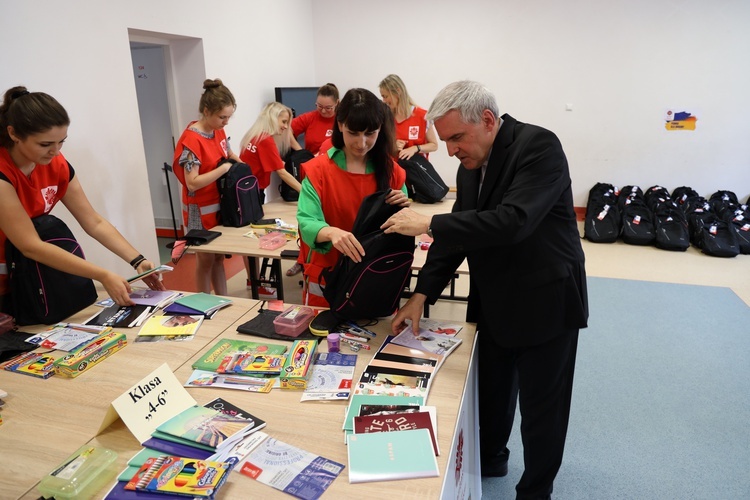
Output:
[2,297,480,499]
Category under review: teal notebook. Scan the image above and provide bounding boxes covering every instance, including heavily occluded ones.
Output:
[346,429,439,483]
[174,293,232,314]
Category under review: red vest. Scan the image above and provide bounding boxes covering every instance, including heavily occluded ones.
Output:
[172,123,228,228]
[395,106,429,156]
[291,111,335,156]
[303,154,406,283]
[0,148,71,293]
[239,134,283,190]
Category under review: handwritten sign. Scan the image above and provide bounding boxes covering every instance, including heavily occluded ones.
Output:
[98,362,196,443]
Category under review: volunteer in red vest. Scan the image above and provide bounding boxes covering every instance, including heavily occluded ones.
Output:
[239,102,300,296]
[172,78,241,295]
[297,88,409,307]
[0,86,163,312]
[288,83,341,278]
[379,74,439,160]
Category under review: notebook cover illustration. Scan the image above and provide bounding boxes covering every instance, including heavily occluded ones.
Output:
[155,405,254,450]
[353,411,439,455]
[137,315,204,337]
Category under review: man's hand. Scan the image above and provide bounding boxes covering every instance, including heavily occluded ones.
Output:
[381,208,431,237]
[391,293,427,334]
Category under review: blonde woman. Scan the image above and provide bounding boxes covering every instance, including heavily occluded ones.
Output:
[240,102,300,197]
[379,74,438,160]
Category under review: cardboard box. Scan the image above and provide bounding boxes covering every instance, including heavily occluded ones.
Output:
[53,331,127,378]
[279,339,317,389]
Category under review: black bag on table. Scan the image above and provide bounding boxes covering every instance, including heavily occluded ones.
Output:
[5,214,97,326]
[397,154,449,203]
[217,160,264,227]
[321,191,415,321]
[584,183,620,243]
[280,150,314,202]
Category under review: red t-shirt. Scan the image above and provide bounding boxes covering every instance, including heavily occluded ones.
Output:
[291,111,335,156]
[239,134,284,190]
[0,148,72,293]
[395,106,429,149]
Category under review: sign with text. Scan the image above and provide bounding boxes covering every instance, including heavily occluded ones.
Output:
[98,362,196,443]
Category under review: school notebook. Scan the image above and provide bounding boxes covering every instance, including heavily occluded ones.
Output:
[346,428,438,483]
[173,293,232,315]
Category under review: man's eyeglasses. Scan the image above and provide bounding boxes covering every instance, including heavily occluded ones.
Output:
[316,103,335,111]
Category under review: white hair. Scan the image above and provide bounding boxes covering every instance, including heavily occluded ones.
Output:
[426,80,500,124]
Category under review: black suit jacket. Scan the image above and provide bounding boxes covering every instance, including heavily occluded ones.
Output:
[415,114,588,347]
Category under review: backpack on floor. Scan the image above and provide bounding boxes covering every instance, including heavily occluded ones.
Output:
[685,197,713,246]
[644,185,672,213]
[217,161,264,227]
[708,190,739,217]
[397,155,449,204]
[723,205,750,255]
[321,191,415,321]
[5,214,98,325]
[671,186,700,208]
[620,198,655,246]
[280,149,314,202]
[695,215,740,258]
[653,201,690,251]
[584,183,620,243]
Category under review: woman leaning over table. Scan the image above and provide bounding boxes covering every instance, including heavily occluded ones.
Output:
[239,102,301,292]
[296,88,410,307]
[0,85,164,312]
[172,78,241,295]
[378,74,438,160]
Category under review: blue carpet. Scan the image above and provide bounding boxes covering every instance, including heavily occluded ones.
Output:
[482,277,750,499]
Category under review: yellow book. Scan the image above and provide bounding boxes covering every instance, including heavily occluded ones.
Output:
[137,314,204,337]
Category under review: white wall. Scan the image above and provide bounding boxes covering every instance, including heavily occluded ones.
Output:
[0,0,316,276]
[311,0,750,206]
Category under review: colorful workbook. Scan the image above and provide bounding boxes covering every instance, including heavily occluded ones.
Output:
[184,370,275,393]
[154,405,258,451]
[84,304,154,328]
[173,293,232,315]
[191,339,288,372]
[354,364,432,398]
[346,428,439,483]
[128,289,181,308]
[343,394,424,432]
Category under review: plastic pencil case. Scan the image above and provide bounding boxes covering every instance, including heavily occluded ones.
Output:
[38,445,118,500]
[259,231,287,250]
[273,305,314,337]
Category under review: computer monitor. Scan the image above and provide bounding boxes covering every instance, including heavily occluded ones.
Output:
[274,86,318,118]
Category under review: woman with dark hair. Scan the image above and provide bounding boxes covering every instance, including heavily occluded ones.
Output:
[290,83,340,156]
[296,88,410,307]
[0,86,163,311]
[172,78,241,295]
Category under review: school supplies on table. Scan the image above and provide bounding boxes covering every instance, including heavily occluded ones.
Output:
[191,339,288,372]
[53,331,127,378]
[2,351,57,379]
[153,405,259,452]
[126,264,173,284]
[217,352,286,377]
[124,454,231,498]
[38,445,118,500]
[183,370,275,393]
[300,352,357,402]
[353,410,439,455]
[279,339,317,390]
[128,288,181,308]
[84,304,154,328]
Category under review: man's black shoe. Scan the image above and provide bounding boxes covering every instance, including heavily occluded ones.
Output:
[481,449,509,477]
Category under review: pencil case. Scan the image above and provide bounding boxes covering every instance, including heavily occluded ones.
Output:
[38,445,118,500]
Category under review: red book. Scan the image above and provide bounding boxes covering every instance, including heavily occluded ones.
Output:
[353,411,438,455]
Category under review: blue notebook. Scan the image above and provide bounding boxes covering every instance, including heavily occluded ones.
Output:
[139,437,213,459]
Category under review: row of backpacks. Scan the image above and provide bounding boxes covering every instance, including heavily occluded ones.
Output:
[584,183,750,257]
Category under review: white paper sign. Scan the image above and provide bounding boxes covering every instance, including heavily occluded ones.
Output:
[99,362,196,443]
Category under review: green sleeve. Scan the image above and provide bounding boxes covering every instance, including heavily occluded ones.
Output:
[297,177,333,255]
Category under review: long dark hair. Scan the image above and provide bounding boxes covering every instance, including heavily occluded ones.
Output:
[331,88,396,191]
[0,86,70,148]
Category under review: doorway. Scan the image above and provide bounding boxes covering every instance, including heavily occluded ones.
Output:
[128,29,206,245]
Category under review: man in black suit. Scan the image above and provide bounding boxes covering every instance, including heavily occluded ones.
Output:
[382,80,588,499]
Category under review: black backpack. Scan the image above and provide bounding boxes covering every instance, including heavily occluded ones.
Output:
[695,214,739,257]
[653,201,690,251]
[5,214,98,325]
[723,205,750,255]
[217,161,264,227]
[397,155,449,204]
[584,183,620,243]
[620,198,655,246]
[280,150,314,202]
[321,191,415,321]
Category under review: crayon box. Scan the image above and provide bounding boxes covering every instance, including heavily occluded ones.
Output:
[279,339,317,389]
